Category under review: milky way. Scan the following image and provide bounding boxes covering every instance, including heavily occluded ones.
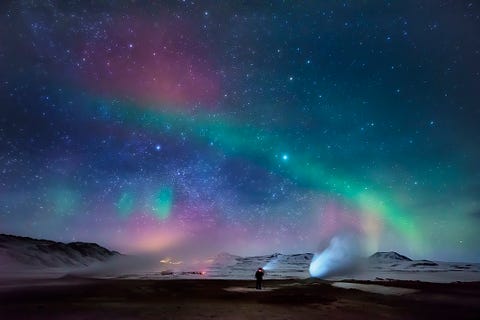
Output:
[1,1,479,262]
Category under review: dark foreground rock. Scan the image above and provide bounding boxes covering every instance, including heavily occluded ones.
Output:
[0,277,479,319]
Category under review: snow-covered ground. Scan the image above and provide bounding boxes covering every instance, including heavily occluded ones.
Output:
[92,251,480,283]
[331,282,418,295]
[1,234,479,283]
[328,259,480,283]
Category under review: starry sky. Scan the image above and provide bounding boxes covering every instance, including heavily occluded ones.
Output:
[1,1,479,262]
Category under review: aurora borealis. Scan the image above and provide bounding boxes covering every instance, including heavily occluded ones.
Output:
[1,1,479,262]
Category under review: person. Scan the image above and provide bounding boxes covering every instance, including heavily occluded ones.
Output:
[255,267,264,289]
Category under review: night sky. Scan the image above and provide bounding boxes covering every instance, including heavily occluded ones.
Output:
[1,1,479,262]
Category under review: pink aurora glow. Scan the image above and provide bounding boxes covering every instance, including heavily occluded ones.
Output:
[76,17,221,108]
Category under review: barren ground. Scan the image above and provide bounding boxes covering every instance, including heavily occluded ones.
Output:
[0,277,479,319]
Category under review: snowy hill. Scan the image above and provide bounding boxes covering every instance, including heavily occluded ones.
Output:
[210,252,242,266]
[369,251,412,262]
[207,252,314,279]
[0,234,120,270]
[368,251,441,269]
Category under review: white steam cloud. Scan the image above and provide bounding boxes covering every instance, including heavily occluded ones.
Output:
[262,256,279,271]
[309,234,364,278]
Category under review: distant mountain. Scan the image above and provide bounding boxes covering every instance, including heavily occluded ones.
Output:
[203,252,314,279]
[369,251,412,261]
[0,234,120,269]
[211,252,242,266]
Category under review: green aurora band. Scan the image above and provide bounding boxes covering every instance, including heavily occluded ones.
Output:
[152,187,173,220]
[81,94,424,253]
[116,192,135,218]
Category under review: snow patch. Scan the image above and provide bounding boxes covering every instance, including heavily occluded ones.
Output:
[332,282,418,295]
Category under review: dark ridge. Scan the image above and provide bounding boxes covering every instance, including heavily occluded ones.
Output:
[0,233,120,268]
[410,260,438,267]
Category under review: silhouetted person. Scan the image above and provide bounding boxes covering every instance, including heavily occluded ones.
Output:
[255,267,264,289]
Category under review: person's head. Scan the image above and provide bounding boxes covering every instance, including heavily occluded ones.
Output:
[258,267,263,272]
